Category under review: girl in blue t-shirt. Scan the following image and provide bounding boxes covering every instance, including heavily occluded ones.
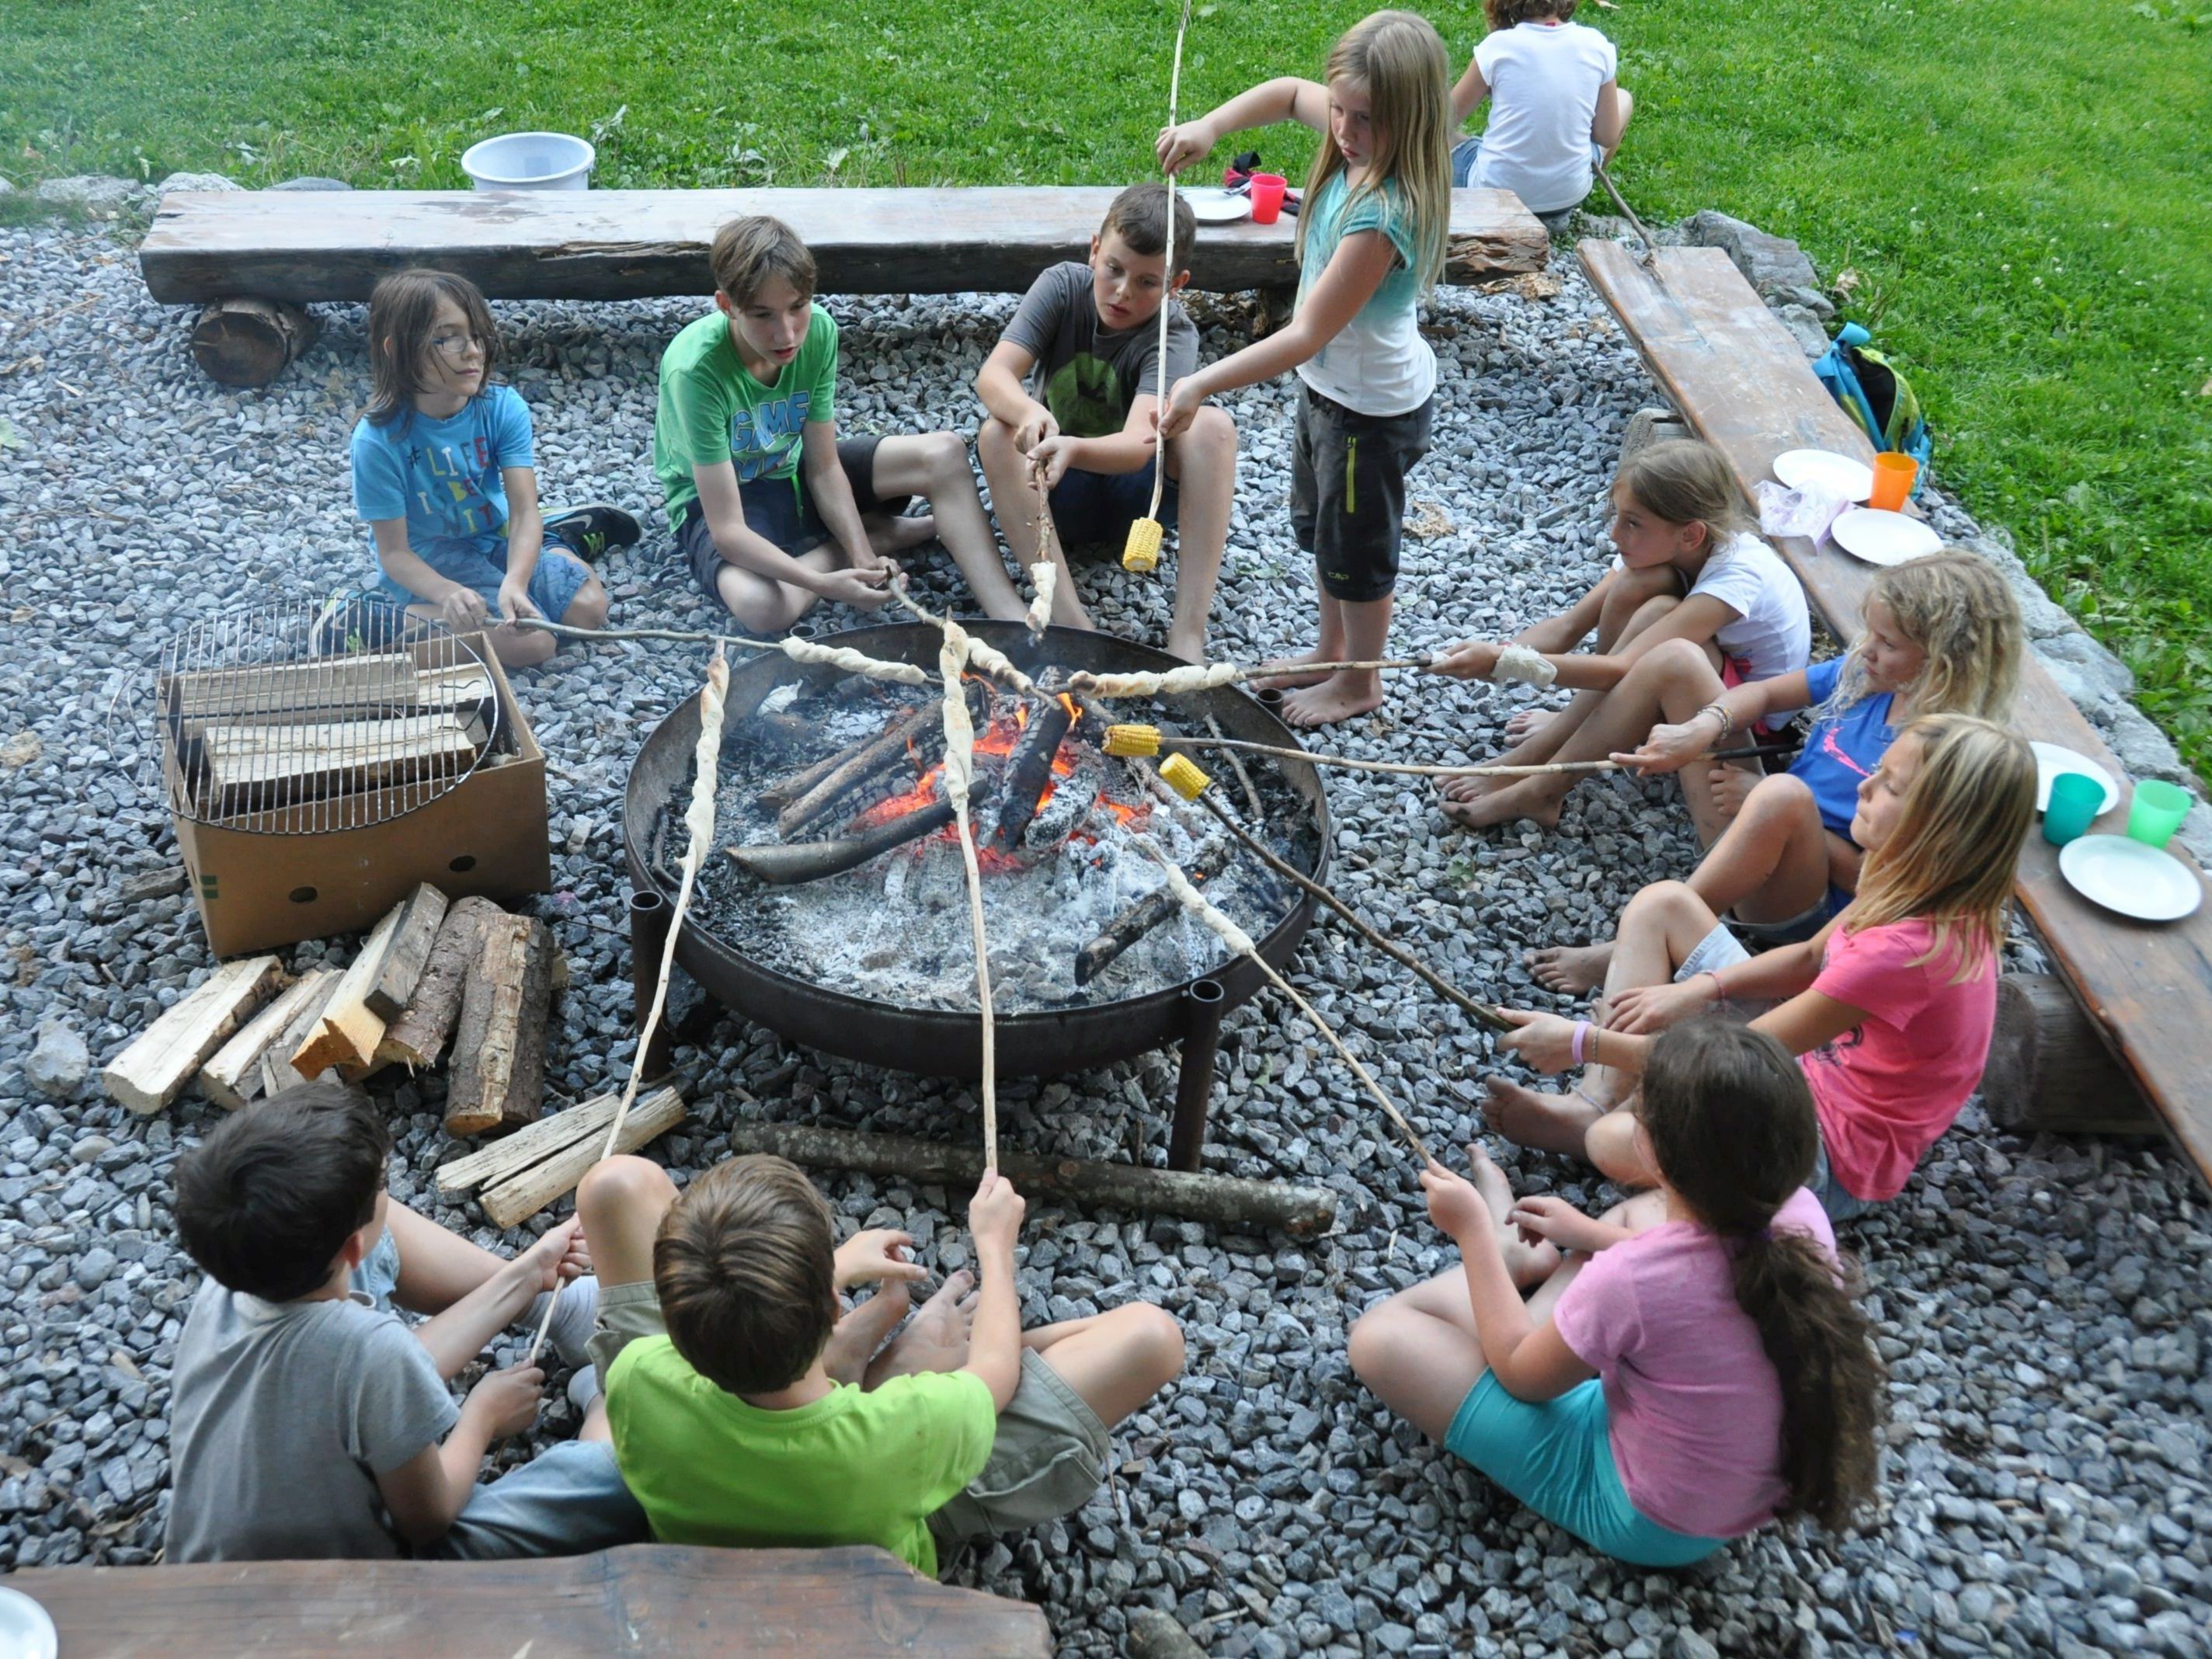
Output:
[340,270,634,666]
[1532,550,2023,993]
[1154,10,1453,729]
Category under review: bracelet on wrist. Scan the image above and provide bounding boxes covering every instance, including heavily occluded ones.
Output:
[1705,969,1727,1005]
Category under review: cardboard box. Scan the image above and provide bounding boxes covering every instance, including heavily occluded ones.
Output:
[169,635,551,958]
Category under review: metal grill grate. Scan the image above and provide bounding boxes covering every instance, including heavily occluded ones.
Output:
[154,600,504,835]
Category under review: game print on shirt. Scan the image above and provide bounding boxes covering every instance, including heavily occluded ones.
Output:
[653,304,843,533]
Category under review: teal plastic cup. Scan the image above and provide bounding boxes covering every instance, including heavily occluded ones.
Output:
[2126,779,2191,850]
[2043,772,2104,847]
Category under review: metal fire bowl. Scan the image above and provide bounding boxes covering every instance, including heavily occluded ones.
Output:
[624,621,1331,1080]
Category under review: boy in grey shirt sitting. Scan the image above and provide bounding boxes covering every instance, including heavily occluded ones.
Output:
[163,1081,644,1561]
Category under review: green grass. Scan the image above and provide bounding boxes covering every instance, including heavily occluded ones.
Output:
[4,0,2209,770]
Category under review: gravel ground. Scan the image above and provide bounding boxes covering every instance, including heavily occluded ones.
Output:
[2,214,2209,1659]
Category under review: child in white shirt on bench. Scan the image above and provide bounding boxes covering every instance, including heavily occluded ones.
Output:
[1452,0,1632,233]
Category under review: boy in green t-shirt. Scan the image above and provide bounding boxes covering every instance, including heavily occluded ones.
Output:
[975,183,1239,665]
[575,1153,1184,1575]
[654,215,1029,634]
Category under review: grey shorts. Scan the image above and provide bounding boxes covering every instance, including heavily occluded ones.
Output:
[1289,384,1434,603]
[588,1283,1109,1552]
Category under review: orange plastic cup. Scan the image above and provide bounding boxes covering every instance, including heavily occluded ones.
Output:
[1869,452,1918,512]
[1248,173,1288,224]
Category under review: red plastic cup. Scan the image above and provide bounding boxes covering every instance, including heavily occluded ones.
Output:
[1248,173,1287,224]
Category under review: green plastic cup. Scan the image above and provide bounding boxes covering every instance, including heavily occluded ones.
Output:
[2126,779,2192,850]
[2043,772,2105,847]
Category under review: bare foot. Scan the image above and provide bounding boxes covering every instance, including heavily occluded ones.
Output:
[1438,772,1500,806]
[865,1269,976,1386]
[1504,708,1557,743]
[823,1278,911,1386]
[1282,673,1385,728]
[1469,1142,1560,1289]
[1483,1075,1602,1159]
[1164,624,1207,665]
[1528,941,1613,996]
[885,513,939,553]
[1246,649,1335,691]
[1442,781,1563,831]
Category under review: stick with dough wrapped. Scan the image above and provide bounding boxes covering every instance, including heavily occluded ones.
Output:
[778,635,932,687]
[1069,662,1246,698]
[1025,562,1057,636]
[1489,642,1558,689]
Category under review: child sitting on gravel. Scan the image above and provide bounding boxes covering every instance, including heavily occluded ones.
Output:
[655,214,1027,635]
[574,1153,1183,1574]
[1488,714,2036,1223]
[1431,436,1811,830]
[1530,549,2024,990]
[339,268,633,667]
[164,1081,645,1561]
[975,183,1237,664]
[1350,1023,1883,1565]
[1451,0,1632,233]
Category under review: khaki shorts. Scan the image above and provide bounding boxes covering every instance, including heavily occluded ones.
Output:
[588,1285,1109,1549]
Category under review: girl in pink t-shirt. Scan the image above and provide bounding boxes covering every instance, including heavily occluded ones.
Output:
[1349,1022,1884,1563]
[1487,714,2037,1219]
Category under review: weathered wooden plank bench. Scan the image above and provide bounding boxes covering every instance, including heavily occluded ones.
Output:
[8,1542,1052,1656]
[1580,241,2212,1186]
[141,186,1550,384]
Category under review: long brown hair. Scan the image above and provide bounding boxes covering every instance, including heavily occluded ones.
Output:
[1849,713,2035,981]
[1822,550,2023,725]
[1641,1022,1886,1533]
[364,268,502,429]
[1299,11,1452,291]
[1614,437,1751,556]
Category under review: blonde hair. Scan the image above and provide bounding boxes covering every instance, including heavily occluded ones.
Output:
[1823,549,2023,725]
[1299,11,1452,292]
[1848,714,2034,983]
[1613,437,1751,555]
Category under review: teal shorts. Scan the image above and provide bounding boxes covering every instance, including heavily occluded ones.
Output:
[1445,1374,1725,1567]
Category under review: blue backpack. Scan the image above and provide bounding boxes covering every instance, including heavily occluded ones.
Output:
[1811,322,1933,484]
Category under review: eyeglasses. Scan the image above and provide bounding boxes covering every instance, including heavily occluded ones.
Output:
[429,331,485,360]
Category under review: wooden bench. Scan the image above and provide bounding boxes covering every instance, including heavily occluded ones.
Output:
[7,1543,1052,1657]
[1579,241,2212,1188]
[141,186,1551,385]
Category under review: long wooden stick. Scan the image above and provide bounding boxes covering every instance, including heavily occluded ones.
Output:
[1195,791,1512,1033]
[1145,0,1195,527]
[936,624,1000,1170]
[525,645,728,1365]
[886,578,1038,694]
[1160,733,1796,780]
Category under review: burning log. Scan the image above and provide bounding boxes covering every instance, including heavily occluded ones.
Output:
[984,695,1074,856]
[732,798,958,885]
[1074,840,1233,986]
[775,688,976,838]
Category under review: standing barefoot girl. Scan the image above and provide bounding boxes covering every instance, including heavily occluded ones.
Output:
[1350,1023,1883,1564]
[1155,10,1453,728]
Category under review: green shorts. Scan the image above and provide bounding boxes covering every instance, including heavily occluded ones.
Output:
[588,1284,1109,1552]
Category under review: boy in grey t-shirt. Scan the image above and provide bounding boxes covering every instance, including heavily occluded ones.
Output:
[976,183,1239,664]
[164,1082,643,1561]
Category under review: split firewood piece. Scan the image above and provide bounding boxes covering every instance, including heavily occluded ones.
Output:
[165,653,416,723]
[377,896,502,1071]
[261,969,346,1097]
[444,913,558,1137]
[776,691,962,838]
[102,955,288,1115]
[364,883,450,1021]
[200,966,340,1110]
[202,714,479,815]
[1074,840,1233,985]
[435,1086,635,1195]
[480,1087,687,1229]
[290,902,407,1078]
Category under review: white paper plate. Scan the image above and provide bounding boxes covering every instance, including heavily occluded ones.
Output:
[1182,188,1250,224]
[2030,740,2120,816]
[0,1588,58,1659]
[1831,508,1942,565]
[1773,448,1874,503]
[2059,835,2203,923]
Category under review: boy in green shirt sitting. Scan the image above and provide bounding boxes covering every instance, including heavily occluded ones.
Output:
[654,214,1028,634]
[576,1153,1184,1575]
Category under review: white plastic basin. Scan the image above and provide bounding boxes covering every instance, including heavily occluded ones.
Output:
[460,131,596,192]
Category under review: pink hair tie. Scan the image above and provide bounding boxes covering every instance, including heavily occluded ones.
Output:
[1571,1020,1590,1066]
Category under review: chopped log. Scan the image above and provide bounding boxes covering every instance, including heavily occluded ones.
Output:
[377,895,503,1070]
[731,798,958,885]
[479,1087,687,1228]
[435,1087,631,1195]
[776,690,971,837]
[200,967,339,1110]
[1074,840,1233,986]
[190,296,322,388]
[165,654,419,725]
[722,1119,1337,1239]
[445,914,558,1136]
[985,696,1075,855]
[292,902,406,1077]
[364,883,450,1021]
[1982,973,2159,1136]
[261,969,346,1097]
[202,714,478,814]
[101,955,288,1115]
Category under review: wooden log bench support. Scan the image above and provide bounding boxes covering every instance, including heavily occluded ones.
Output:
[1579,241,2212,1184]
[8,1542,1052,1657]
[141,186,1551,385]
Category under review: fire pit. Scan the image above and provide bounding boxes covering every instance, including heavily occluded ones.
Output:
[623,621,1331,1168]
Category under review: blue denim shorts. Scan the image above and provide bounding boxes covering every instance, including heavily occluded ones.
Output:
[1445,1373,1723,1567]
[365,523,593,624]
[1049,462,1178,550]
[350,1226,403,1309]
